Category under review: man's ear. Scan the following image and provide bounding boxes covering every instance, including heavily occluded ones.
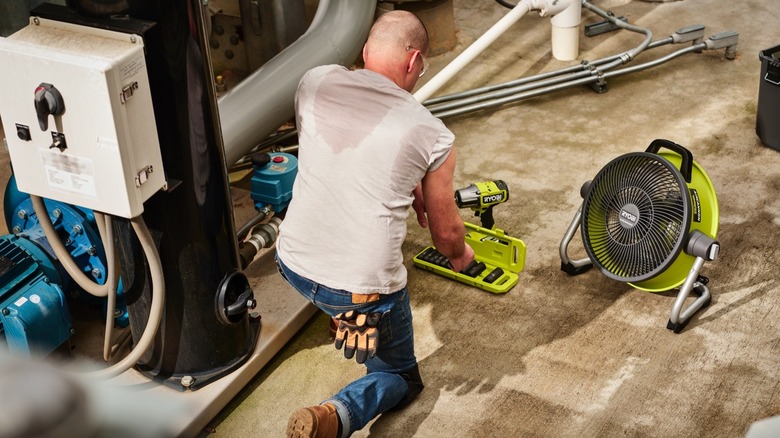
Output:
[406,50,418,74]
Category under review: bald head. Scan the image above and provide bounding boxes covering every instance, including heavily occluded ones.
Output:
[365,10,429,57]
[362,11,429,91]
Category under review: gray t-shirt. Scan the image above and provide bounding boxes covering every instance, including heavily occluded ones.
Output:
[277,65,453,294]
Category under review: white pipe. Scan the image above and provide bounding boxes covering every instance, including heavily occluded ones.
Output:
[413,1,531,103]
[414,0,579,103]
[550,0,581,61]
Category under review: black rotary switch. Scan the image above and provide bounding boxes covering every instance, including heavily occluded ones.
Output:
[33,83,65,131]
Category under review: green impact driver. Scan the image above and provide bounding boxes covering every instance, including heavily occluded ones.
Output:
[454,180,509,230]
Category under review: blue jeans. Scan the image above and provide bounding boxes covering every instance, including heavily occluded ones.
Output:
[276,255,422,437]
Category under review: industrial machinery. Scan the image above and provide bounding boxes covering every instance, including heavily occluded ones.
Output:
[1,174,129,358]
[559,139,720,332]
[0,0,375,435]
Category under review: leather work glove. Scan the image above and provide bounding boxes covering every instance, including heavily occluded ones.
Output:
[333,310,382,364]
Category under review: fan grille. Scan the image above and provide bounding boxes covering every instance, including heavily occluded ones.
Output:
[581,153,691,283]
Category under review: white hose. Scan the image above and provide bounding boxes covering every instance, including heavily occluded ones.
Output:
[89,215,165,380]
[97,214,119,362]
[31,196,112,298]
[31,195,165,378]
[31,196,121,361]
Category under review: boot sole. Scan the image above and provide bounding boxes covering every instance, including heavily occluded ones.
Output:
[287,408,317,438]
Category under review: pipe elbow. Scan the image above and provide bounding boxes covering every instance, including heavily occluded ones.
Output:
[524,0,579,20]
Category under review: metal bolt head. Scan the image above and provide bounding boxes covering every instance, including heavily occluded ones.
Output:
[2,308,9,316]
[72,225,83,234]
[91,268,101,279]
[247,299,257,310]
[87,246,97,256]
[17,209,27,219]
[11,226,22,234]
[181,375,196,388]
[52,209,62,218]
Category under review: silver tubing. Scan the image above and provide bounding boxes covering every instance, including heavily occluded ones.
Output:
[669,257,709,326]
[424,36,674,108]
[432,43,705,119]
[559,205,593,270]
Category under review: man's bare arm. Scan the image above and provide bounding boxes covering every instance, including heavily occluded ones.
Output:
[421,149,474,272]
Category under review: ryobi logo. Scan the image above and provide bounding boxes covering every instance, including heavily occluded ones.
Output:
[619,203,640,228]
[482,194,504,204]
[620,210,637,223]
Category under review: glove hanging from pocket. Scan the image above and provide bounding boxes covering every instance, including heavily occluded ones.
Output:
[333,310,382,364]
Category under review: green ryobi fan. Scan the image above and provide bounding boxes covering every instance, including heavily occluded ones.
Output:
[559,139,720,333]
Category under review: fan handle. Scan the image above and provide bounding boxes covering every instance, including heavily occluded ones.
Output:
[645,139,693,183]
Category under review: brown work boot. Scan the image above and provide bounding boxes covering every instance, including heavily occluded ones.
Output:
[287,402,341,438]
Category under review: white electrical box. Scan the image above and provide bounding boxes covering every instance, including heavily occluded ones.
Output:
[0,18,166,218]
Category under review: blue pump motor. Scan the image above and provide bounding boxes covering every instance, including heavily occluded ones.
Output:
[1,174,130,357]
[0,235,71,358]
[250,152,298,213]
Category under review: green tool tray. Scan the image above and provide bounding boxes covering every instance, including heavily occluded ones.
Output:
[413,222,526,293]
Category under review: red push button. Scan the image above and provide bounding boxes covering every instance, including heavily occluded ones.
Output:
[272,156,285,163]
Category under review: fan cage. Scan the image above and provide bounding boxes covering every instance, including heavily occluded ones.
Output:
[581,152,691,283]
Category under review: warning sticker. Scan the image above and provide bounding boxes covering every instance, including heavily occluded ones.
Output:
[40,150,97,198]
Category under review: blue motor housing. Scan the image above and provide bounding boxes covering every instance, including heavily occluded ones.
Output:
[0,235,71,358]
[250,152,298,213]
[1,174,130,357]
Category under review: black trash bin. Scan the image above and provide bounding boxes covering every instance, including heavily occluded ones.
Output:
[756,45,780,151]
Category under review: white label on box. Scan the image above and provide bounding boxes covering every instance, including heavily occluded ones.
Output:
[40,149,97,197]
[97,136,119,152]
[120,54,145,82]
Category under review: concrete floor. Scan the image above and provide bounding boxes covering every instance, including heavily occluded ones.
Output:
[2,0,780,437]
[205,0,780,436]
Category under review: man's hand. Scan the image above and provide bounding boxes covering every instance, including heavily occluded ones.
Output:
[448,243,475,273]
[412,183,428,228]
[334,311,382,364]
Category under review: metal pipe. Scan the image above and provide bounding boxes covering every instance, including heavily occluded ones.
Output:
[427,1,656,114]
[582,0,653,60]
[423,37,674,107]
[219,0,375,165]
[432,43,705,119]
